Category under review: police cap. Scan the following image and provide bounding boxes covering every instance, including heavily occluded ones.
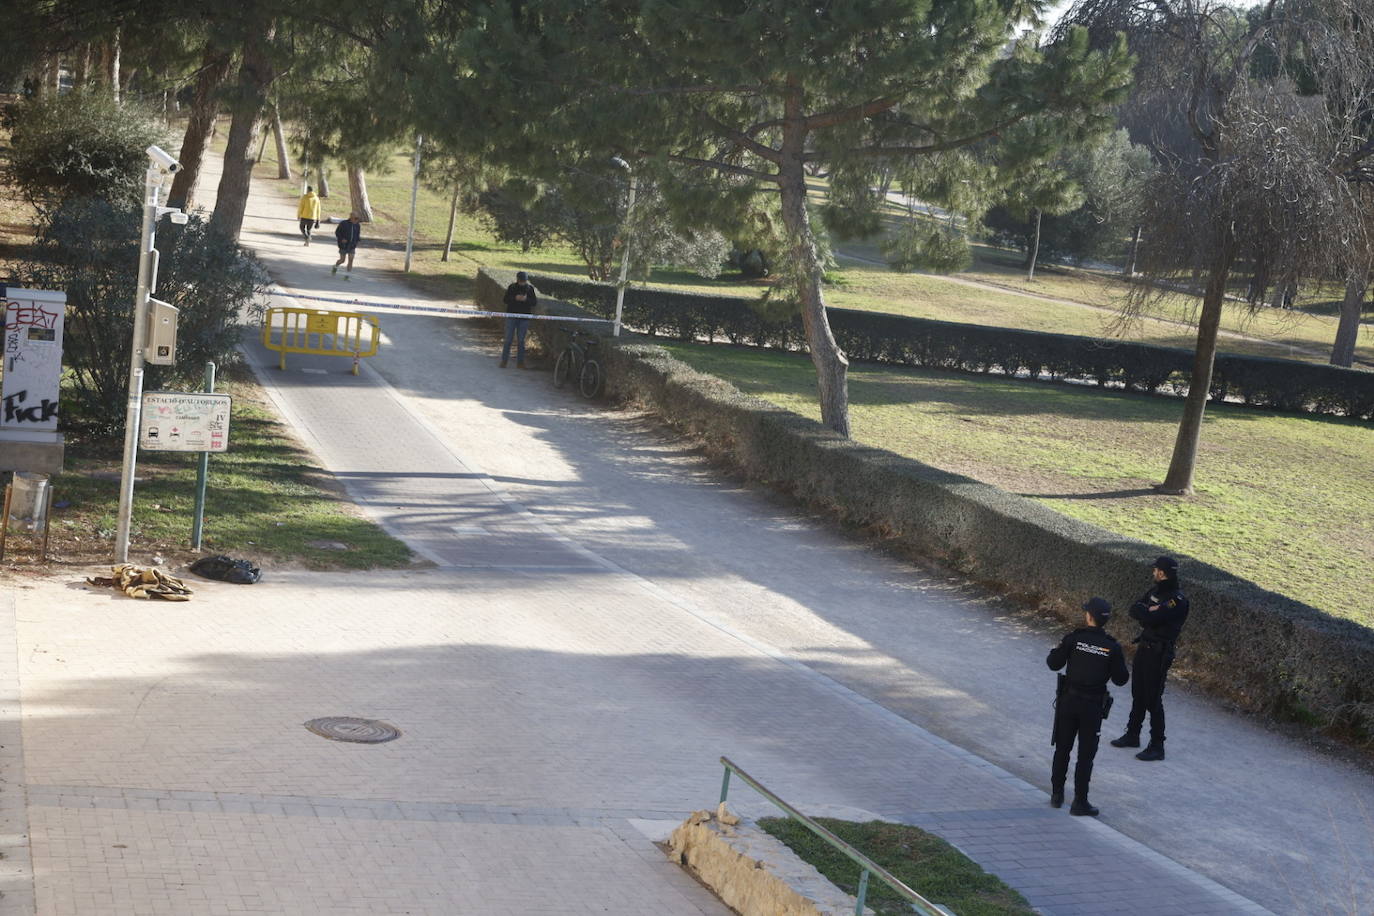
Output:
[1153,556,1179,574]
[1082,596,1112,624]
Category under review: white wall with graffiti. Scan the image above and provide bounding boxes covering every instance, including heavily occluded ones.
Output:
[2,288,66,436]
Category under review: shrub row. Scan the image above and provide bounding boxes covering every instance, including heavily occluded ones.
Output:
[522,272,1374,420]
[476,267,1374,748]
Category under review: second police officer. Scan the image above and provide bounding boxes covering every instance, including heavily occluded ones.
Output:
[1111,556,1190,761]
[1047,597,1129,817]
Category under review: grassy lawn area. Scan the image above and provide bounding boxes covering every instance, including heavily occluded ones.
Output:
[758,817,1035,916]
[827,207,1371,365]
[659,341,1374,628]
[27,368,415,570]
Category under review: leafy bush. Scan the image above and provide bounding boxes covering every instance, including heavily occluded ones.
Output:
[21,199,267,437]
[513,271,1374,420]
[882,223,973,274]
[4,91,167,209]
[479,172,728,281]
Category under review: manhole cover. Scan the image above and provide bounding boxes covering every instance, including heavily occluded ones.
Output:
[304,717,401,744]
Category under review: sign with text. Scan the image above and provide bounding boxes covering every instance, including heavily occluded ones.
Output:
[139,392,232,452]
[1,287,66,433]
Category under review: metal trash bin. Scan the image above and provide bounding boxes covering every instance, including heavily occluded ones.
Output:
[8,471,50,532]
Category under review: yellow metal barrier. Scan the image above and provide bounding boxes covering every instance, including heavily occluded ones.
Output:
[262,307,380,375]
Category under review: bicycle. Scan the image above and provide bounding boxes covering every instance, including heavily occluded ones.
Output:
[553,327,605,399]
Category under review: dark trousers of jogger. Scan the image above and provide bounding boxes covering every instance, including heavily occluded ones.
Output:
[1125,644,1173,744]
[502,317,530,365]
[299,218,313,240]
[1052,692,1105,798]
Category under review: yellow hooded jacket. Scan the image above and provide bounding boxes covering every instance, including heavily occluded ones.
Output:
[297,191,321,222]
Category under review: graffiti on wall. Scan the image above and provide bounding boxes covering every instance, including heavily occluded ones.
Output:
[1,292,66,432]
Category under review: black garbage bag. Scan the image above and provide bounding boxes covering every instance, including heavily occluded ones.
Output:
[189,555,261,584]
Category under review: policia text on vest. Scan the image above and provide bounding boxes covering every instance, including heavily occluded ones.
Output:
[1047,596,1129,817]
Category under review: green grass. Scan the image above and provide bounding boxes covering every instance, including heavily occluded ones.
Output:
[758,817,1035,916]
[659,341,1374,628]
[48,369,414,569]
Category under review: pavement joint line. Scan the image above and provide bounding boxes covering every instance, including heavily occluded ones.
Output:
[0,589,36,914]
[28,785,689,826]
[249,283,1270,915]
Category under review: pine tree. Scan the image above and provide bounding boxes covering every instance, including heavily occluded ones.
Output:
[435,1,1134,435]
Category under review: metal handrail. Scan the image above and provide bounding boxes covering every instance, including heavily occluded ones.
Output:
[718,756,950,916]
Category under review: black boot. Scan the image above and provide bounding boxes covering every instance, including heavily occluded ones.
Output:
[1049,787,1064,809]
[1136,743,1166,761]
[1110,732,1140,748]
[1069,796,1100,817]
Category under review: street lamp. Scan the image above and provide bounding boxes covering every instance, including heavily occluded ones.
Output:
[114,145,186,563]
[609,156,637,337]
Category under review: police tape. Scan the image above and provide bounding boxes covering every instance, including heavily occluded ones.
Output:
[267,288,613,324]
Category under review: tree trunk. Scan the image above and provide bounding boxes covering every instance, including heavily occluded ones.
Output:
[1330,269,1369,367]
[1159,245,1235,495]
[33,53,58,98]
[346,163,374,222]
[272,108,292,180]
[105,30,121,102]
[1269,276,1288,309]
[1027,208,1043,281]
[779,79,849,436]
[317,157,330,198]
[209,27,277,241]
[1126,225,1141,276]
[167,46,234,212]
[73,44,90,88]
[442,187,459,261]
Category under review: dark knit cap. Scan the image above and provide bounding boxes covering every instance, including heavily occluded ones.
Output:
[1153,556,1179,574]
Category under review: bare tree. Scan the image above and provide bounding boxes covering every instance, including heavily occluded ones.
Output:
[346,163,373,222]
[1061,0,1370,494]
[271,105,292,180]
[167,44,235,211]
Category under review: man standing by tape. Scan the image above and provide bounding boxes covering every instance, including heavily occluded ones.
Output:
[501,271,537,368]
[1111,556,1190,761]
[1047,597,1129,817]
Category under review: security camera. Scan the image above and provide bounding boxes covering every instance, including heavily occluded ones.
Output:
[146,145,181,174]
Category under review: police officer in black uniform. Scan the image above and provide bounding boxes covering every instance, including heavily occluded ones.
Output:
[1111,556,1190,761]
[1047,597,1129,817]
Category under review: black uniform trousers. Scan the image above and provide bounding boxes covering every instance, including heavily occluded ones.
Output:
[1125,643,1173,744]
[1052,691,1105,797]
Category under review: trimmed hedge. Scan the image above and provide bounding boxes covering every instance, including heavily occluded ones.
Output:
[520,272,1374,420]
[476,267,1374,748]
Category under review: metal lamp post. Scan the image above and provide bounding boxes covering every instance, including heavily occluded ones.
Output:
[610,156,637,337]
[114,145,186,563]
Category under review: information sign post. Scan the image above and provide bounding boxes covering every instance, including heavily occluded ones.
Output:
[138,385,231,549]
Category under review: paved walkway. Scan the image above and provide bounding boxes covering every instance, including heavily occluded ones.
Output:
[4,160,1374,915]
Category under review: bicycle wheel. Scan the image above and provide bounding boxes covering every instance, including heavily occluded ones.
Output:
[579,358,603,399]
[553,348,575,388]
